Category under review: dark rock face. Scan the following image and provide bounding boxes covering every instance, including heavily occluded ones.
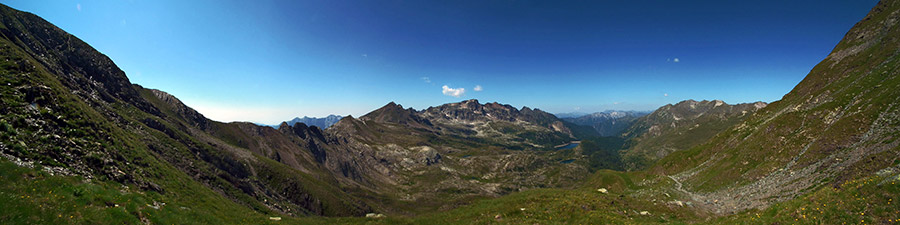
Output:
[279,122,328,163]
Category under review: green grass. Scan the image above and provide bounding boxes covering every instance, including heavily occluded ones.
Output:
[0,158,295,224]
[4,154,896,224]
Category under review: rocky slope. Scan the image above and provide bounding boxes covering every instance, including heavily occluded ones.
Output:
[314,99,593,214]
[620,100,766,170]
[0,3,368,218]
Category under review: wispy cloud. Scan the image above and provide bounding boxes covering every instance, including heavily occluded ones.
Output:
[76,3,82,11]
[473,85,483,91]
[442,85,465,97]
[664,93,669,97]
[673,58,680,63]
[421,77,431,83]
[667,58,680,63]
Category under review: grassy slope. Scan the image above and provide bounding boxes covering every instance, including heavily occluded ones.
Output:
[0,158,295,224]
[621,101,762,171]
[0,44,274,224]
[4,152,897,224]
[654,0,900,192]
[135,87,368,217]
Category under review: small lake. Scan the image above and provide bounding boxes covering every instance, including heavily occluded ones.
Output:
[556,142,579,150]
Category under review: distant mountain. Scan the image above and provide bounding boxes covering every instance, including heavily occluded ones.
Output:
[279,115,342,129]
[563,110,649,137]
[351,99,576,146]
[420,99,574,135]
[554,112,588,118]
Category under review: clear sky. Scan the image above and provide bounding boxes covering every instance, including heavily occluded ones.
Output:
[1,0,879,124]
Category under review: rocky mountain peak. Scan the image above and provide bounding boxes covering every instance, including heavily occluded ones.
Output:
[425,99,519,122]
[752,101,767,109]
[147,88,208,129]
[460,99,480,108]
[359,101,432,128]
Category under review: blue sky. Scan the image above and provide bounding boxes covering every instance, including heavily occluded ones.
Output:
[1,0,879,124]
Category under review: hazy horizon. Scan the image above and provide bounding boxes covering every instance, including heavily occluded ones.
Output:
[1,0,879,124]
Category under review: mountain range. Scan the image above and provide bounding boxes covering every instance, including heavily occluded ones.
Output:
[275,115,342,129]
[563,110,649,136]
[1,1,898,224]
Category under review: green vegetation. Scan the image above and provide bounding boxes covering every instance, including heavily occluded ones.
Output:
[3,155,897,224]
[0,158,290,224]
[580,136,626,171]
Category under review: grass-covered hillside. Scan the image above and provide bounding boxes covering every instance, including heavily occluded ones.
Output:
[621,100,766,171]
[653,0,900,215]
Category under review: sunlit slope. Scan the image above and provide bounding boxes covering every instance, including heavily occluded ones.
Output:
[653,0,900,214]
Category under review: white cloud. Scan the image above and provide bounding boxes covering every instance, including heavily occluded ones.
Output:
[76,3,82,11]
[442,85,465,97]
[361,53,367,57]
[473,85,483,91]
[673,58,680,63]
[421,77,431,83]
[664,93,669,97]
